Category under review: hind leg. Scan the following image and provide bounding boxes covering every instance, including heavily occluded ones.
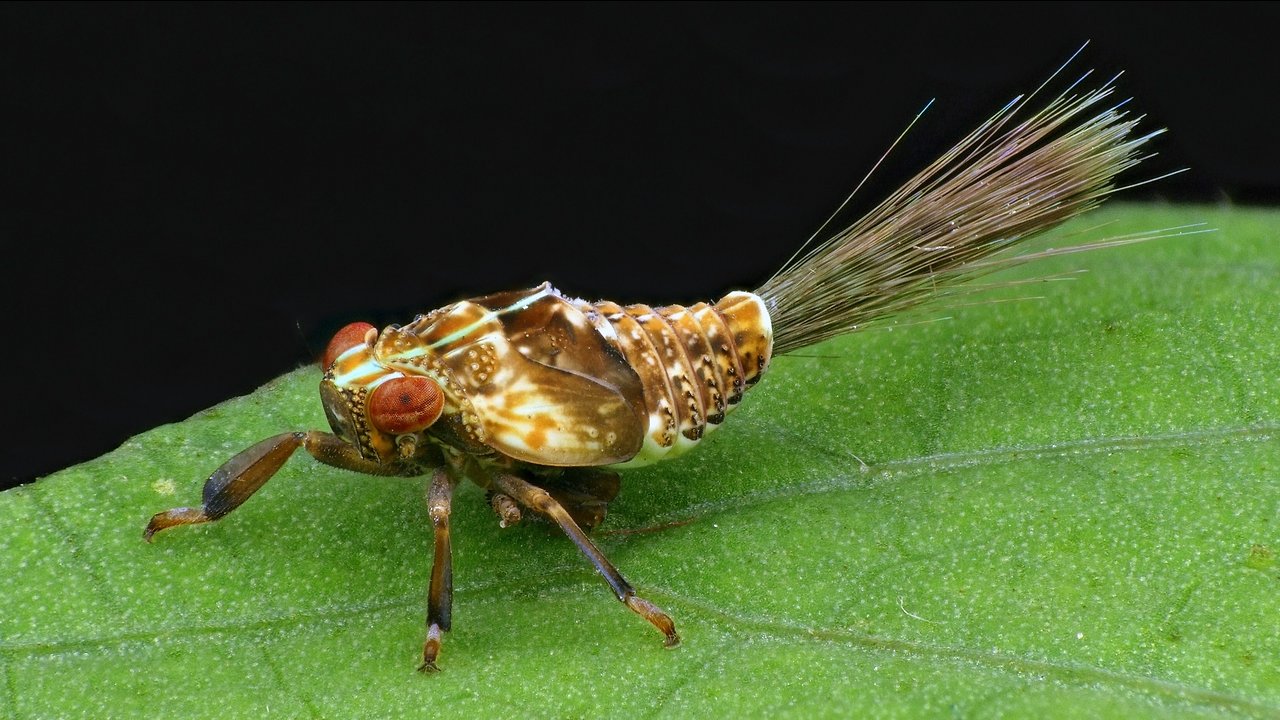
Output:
[491,471,679,647]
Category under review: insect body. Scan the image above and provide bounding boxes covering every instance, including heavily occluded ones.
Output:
[146,60,1174,671]
[147,282,775,669]
[353,283,774,470]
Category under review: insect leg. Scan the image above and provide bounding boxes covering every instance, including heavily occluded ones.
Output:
[420,467,457,672]
[491,472,680,648]
[538,467,620,533]
[145,431,408,540]
[487,492,522,527]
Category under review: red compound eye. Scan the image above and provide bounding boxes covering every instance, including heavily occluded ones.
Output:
[321,322,377,370]
[368,376,444,434]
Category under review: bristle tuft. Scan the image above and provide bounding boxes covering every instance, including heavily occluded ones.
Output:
[757,73,1164,356]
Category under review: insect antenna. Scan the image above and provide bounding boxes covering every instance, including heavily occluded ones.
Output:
[755,53,1200,357]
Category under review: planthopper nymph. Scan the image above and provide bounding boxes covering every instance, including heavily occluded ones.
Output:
[145,51,1190,672]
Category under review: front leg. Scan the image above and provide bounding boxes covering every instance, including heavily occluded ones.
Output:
[145,430,417,540]
[420,467,457,672]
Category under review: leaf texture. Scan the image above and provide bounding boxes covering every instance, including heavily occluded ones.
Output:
[2,206,1276,719]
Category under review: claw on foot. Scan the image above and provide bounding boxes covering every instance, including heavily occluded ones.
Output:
[625,595,680,648]
[419,623,444,673]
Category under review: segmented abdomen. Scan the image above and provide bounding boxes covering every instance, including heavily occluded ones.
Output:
[575,291,773,467]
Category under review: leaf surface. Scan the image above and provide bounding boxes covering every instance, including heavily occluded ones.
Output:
[3,206,1277,719]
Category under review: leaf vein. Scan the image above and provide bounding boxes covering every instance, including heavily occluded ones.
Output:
[1,649,19,720]
[640,424,1279,528]
[260,645,323,720]
[25,489,123,618]
[653,587,1280,718]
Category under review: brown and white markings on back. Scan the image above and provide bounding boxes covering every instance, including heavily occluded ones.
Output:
[145,53,1196,672]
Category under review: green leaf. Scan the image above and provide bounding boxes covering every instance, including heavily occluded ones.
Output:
[3,206,1277,719]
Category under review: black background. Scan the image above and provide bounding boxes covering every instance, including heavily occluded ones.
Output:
[2,3,1276,489]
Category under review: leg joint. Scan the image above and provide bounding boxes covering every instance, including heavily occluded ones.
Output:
[428,500,451,526]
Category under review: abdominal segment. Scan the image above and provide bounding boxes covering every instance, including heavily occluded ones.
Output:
[577,290,773,468]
